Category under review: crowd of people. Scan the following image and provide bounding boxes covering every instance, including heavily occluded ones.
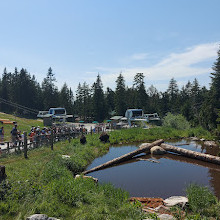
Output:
[0,124,84,148]
[0,123,109,149]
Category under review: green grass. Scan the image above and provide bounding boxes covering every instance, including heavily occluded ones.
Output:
[109,126,213,145]
[0,121,216,219]
[185,184,220,219]
[0,112,43,141]
[0,135,145,220]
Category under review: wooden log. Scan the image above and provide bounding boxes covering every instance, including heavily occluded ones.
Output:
[161,143,220,165]
[83,139,163,175]
[161,154,220,172]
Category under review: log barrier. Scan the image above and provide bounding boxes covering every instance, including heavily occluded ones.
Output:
[161,143,220,165]
[83,139,164,175]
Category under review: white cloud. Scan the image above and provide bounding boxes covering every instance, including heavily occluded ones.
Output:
[130,53,148,60]
[94,42,219,90]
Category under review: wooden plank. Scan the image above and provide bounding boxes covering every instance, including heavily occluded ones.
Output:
[83,139,164,175]
[3,121,14,125]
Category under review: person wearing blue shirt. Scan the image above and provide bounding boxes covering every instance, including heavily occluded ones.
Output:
[11,124,18,146]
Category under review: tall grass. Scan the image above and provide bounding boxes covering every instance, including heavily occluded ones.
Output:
[186,184,220,218]
[0,126,215,219]
[0,136,145,220]
[109,126,213,145]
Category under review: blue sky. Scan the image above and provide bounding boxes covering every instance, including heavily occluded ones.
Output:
[0,0,220,92]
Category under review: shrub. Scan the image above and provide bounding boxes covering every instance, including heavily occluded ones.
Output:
[186,184,219,217]
[163,113,191,130]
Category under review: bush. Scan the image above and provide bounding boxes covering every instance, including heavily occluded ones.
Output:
[186,184,220,218]
[163,113,191,130]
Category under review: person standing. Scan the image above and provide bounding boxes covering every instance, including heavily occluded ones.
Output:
[0,127,4,144]
[11,124,18,146]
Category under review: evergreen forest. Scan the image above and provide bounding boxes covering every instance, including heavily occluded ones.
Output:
[0,47,220,131]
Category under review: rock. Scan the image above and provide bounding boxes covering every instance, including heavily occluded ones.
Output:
[150,146,166,155]
[26,214,48,220]
[48,218,60,220]
[158,214,174,220]
[154,205,171,213]
[164,196,188,208]
[75,174,98,183]
[26,214,60,220]
[191,137,199,141]
[62,155,70,159]
[200,138,205,141]
[204,141,218,147]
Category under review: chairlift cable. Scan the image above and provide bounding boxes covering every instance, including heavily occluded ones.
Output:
[0,98,38,115]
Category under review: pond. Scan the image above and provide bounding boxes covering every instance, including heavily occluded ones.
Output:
[86,139,220,199]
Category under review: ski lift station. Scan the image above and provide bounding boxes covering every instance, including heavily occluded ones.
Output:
[37,107,73,126]
[125,109,148,127]
[125,109,161,127]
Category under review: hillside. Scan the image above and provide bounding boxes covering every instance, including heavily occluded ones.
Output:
[0,112,43,141]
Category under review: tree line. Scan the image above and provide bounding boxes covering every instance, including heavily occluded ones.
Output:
[0,47,220,130]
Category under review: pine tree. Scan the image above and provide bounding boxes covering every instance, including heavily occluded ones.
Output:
[167,77,179,113]
[41,67,58,110]
[105,87,115,117]
[1,68,11,112]
[59,83,74,114]
[180,82,192,121]
[81,82,92,121]
[210,47,220,108]
[115,73,126,115]
[75,83,83,119]
[207,46,220,128]
[133,73,147,110]
[147,85,160,113]
[92,74,105,122]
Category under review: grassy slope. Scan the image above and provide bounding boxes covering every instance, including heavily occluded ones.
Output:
[0,112,43,141]
[0,135,144,220]
[0,114,216,219]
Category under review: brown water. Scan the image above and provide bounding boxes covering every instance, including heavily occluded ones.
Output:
[86,139,220,199]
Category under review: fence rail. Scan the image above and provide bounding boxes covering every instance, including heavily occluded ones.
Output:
[0,129,82,158]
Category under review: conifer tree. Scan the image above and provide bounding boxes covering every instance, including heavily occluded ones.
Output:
[92,74,105,122]
[133,73,147,110]
[42,67,58,110]
[115,73,126,115]
[167,77,179,113]
[208,46,220,128]
[105,87,115,117]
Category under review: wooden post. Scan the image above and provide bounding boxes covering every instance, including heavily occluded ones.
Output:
[83,139,164,175]
[24,132,28,159]
[7,142,10,154]
[36,134,39,148]
[51,129,54,150]
[68,128,71,143]
[18,141,21,151]
[0,165,6,179]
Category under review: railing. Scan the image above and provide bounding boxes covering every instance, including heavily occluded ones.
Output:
[0,129,82,158]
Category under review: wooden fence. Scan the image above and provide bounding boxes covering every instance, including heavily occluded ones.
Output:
[0,129,82,159]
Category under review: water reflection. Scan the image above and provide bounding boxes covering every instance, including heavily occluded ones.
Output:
[86,139,220,199]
